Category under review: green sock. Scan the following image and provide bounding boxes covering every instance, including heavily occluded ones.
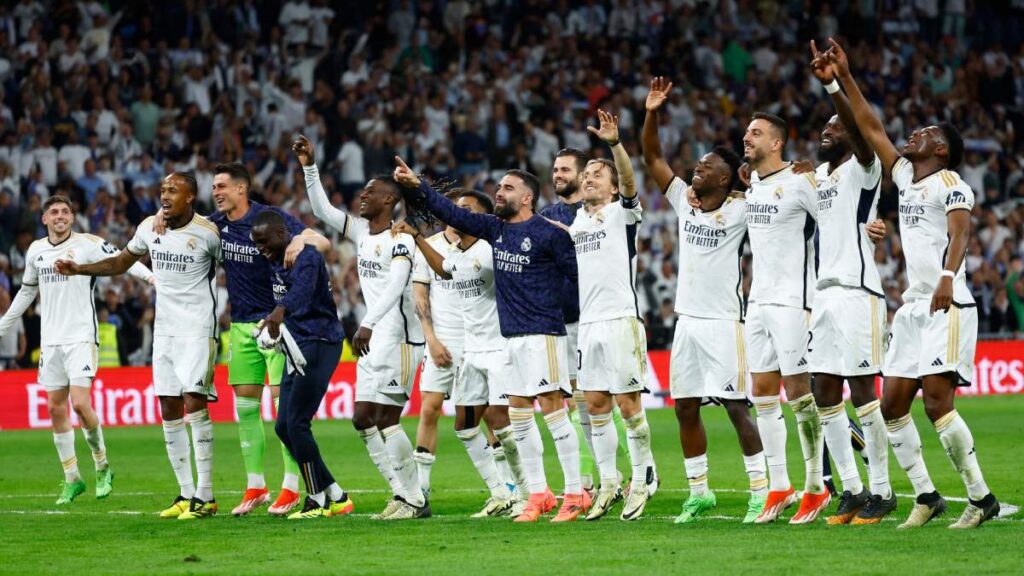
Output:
[612,405,630,458]
[274,397,301,491]
[570,407,596,483]
[236,396,266,488]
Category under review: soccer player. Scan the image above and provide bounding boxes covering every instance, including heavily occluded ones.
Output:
[395,189,529,517]
[569,110,657,522]
[249,210,354,520]
[827,39,1001,528]
[806,43,894,525]
[295,136,429,520]
[742,111,830,524]
[0,195,154,504]
[642,78,768,524]
[393,158,587,522]
[56,172,222,520]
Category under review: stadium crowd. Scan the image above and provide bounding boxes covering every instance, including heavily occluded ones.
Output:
[1,0,1024,368]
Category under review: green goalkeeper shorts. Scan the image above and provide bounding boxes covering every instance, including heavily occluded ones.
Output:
[227,322,286,386]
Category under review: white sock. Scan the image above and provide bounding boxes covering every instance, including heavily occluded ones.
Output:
[162,418,195,499]
[743,452,768,496]
[684,454,709,496]
[457,426,508,499]
[325,482,343,501]
[413,450,435,494]
[935,410,990,501]
[53,430,80,482]
[509,407,547,494]
[382,424,424,507]
[247,473,266,490]
[856,400,892,498]
[789,394,824,494]
[573,389,595,461]
[187,409,214,502]
[820,403,864,495]
[282,473,300,493]
[83,425,108,470]
[590,411,618,487]
[491,442,514,489]
[310,491,326,506]
[544,408,582,495]
[753,395,790,491]
[494,426,528,495]
[624,410,654,493]
[886,413,936,496]
[358,427,405,498]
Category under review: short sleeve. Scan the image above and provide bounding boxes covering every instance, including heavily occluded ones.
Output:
[861,155,882,189]
[21,244,38,286]
[86,236,120,263]
[664,176,689,213]
[206,228,222,261]
[126,225,149,256]
[412,249,431,284]
[943,183,975,214]
[392,235,415,262]
[890,157,913,191]
[797,173,819,219]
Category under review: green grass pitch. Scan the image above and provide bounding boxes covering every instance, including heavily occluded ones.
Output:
[1,395,1021,575]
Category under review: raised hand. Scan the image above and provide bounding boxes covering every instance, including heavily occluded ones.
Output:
[587,108,620,144]
[54,258,80,276]
[292,135,316,167]
[646,76,673,112]
[825,37,851,78]
[393,156,422,188]
[391,219,419,238]
[809,40,834,84]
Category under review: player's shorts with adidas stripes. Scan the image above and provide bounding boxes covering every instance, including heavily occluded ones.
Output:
[356,338,423,406]
[808,285,887,377]
[454,349,510,406]
[153,335,218,400]
[38,342,98,390]
[419,343,463,398]
[503,334,571,398]
[577,317,647,394]
[670,314,749,401]
[884,300,977,385]
[565,321,579,381]
[745,302,810,376]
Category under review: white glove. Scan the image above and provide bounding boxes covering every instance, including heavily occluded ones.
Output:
[253,322,281,350]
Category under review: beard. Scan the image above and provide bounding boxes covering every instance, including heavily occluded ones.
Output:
[494,202,517,219]
[743,147,763,165]
[555,179,578,198]
[818,140,851,165]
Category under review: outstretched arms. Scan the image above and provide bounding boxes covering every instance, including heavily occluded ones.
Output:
[393,156,500,241]
[810,40,874,166]
[294,135,356,237]
[641,77,676,193]
[589,109,637,199]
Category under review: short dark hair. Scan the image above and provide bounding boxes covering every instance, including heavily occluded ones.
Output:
[169,171,198,199]
[937,122,964,169]
[43,194,74,213]
[751,111,789,148]
[213,162,252,191]
[252,208,285,230]
[504,169,540,209]
[711,145,743,190]
[458,189,495,214]
[556,148,589,173]
[370,174,401,203]
[586,158,619,189]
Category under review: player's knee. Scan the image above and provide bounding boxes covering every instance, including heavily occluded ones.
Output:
[274,418,289,441]
[880,395,905,421]
[922,395,952,423]
[70,398,92,417]
[674,399,700,422]
[849,380,878,407]
[47,397,67,417]
[723,400,752,421]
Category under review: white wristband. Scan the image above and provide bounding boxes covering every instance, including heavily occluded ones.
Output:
[824,80,840,94]
[940,270,955,279]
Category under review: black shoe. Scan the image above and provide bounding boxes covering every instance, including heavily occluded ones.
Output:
[950,493,1000,529]
[828,489,870,524]
[852,491,898,525]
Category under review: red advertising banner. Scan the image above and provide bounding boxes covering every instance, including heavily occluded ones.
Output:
[0,342,1020,431]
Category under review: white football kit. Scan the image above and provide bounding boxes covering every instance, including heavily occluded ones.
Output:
[809,156,886,377]
[744,164,817,376]
[127,214,220,399]
[0,232,154,390]
[570,196,647,395]
[884,158,977,383]
[664,177,750,401]
[413,231,465,397]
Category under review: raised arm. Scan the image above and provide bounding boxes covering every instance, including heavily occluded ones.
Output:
[394,220,451,280]
[826,39,900,173]
[293,135,354,237]
[810,40,873,166]
[393,156,500,241]
[589,109,636,199]
[641,77,676,193]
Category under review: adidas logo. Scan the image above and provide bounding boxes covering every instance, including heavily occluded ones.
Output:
[36,255,44,262]
[194,380,205,388]
[387,379,399,388]
[796,357,807,367]
[858,360,871,368]
[724,384,735,392]
[223,226,229,234]
[82,365,91,372]
[629,377,640,387]
[931,358,944,367]
[538,378,550,387]
[153,237,162,244]
[499,394,509,400]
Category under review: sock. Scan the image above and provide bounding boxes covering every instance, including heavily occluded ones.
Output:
[53,430,80,482]
[684,454,709,496]
[413,448,435,495]
[571,390,595,486]
[820,403,864,495]
[624,410,654,493]
[358,427,405,498]
[789,394,824,494]
[162,418,195,499]
[934,410,990,500]
[612,404,630,457]
[82,425,108,470]
[494,426,528,495]
[187,409,214,502]
[457,426,508,499]
[274,397,301,492]
[856,400,892,498]
[589,411,619,487]
[325,482,343,501]
[491,442,514,489]
[509,407,547,494]
[382,424,424,507]
[235,396,266,490]
[886,413,936,496]
[310,491,326,506]
[753,395,790,491]
[544,408,582,495]
[743,452,769,496]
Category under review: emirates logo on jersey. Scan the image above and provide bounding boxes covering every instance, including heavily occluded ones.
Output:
[187,238,197,251]
[773,187,783,200]
[521,237,532,251]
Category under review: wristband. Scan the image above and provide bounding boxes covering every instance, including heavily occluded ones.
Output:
[609,139,621,147]
[824,80,840,94]
[940,270,955,279]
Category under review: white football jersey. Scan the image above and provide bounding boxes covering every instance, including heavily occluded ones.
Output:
[8,233,150,346]
[813,156,883,295]
[890,157,975,305]
[443,238,503,352]
[746,164,818,309]
[413,231,465,347]
[569,197,643,324]
[666,177,747,321]
[127,214,220,337]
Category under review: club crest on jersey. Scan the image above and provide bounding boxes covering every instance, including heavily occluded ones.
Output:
[521,237,532,252]
[65,249,75,259]
[375,244,382,257]
[773,187,783,200]
[473,258,482,271]
[595,211,605,223]
[714,213,725,226]
[187,238,197,251]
